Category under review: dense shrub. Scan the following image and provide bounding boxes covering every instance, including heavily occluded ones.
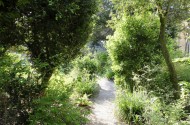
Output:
[107,15,161,92]
[72,69,99,97]
[115,89,188,125]
[0,52,90,124]
[73,49,113,78]
[73,53,98,75]
[0,52,40,124]
[29,81,88,125]
[115,89,147,124]
[174,58,190,82]
[94,51,112,76]
[131,65,175,100]
[61,67,98,106]
[105,68,114,80]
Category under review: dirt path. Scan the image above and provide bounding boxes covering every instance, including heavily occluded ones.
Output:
[87,78,119,125]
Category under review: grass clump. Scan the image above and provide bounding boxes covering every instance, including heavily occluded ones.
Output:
[115,88,188,125]
[115,89,148,124]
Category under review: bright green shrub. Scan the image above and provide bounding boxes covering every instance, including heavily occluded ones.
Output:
[73,54,98,75]
[76,94,92,106]
[143,100,186,125]
[107,15,161,91]
[116,89,187,125]
[73,70,99,97]
[174,58,190,82]
[94,52,111,76]
[29,89,88,125]
[72,50,113,79]
[116,89,148,124]
[175,63,190,82]
[167,38,183,59]
[64,68,98,106]
[29,71,89,124]
[0,52,89,125]
[105,68,114,80]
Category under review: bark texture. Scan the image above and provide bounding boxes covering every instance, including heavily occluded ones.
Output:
[158,14,180,99]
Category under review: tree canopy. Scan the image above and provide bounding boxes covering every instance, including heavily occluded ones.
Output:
[108,0,190,99]
[0,0,99,87]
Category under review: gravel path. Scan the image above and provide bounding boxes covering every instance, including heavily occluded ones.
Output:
[87,78,121,125]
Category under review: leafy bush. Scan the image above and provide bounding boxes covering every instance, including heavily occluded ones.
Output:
[115,89,148,124]
[76,94,92,107]
[0,51,90,125]
[115,89,188,125]
[0,52,41,125]
[105,68,114,80]
[94,51,112,76]
[167,37,183,59]
[174,58,190,82]
[63,68,98,106]
[131,65,174,100]
[29,88,88,125]
[73,54,98,75]
[107,14,161,91]
[73,70,99,97]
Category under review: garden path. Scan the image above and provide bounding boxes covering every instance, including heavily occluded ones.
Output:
[87,78,125,125]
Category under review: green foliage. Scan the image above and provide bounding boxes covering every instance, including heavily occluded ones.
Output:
[143,100,187,125]
[94,51,113,77]
[62,65,98,106]
[0,52,41,124]
[73,69,99,97]
[0,1,100,123]
[76,94,93,107]
[91,0,113,44]
[0,51,91,124]
[116,89,188,125]
[107,14,161,91]
[131,65,175,100]
[73,54,98,75]
[116,89,147,124]
[167,37,183,59]
[0,0,100,92]
[73,50,113,79]
[29,81,88,125]
[174,58,190,82]
[105,68,114,80]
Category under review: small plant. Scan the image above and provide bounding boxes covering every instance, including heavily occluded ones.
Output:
[73,70,99,97]
[115,89,148,124]
[76,94,92,107]
[105,68,114,80]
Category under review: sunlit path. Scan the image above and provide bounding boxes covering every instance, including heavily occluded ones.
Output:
[87,78,123,125]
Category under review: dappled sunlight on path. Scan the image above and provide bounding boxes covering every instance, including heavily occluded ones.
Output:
[87,78,125,125]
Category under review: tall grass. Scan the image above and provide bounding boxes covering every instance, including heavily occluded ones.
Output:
[115,88,188,125]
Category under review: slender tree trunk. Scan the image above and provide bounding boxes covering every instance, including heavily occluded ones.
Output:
[41,69,54,88]
[37,66,54,97]
[158,15,180,99]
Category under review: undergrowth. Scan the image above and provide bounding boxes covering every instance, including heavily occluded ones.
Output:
[115,88,190,125]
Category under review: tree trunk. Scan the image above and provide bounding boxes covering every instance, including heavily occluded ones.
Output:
[159,15,180,99]
[37,66,54,97]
